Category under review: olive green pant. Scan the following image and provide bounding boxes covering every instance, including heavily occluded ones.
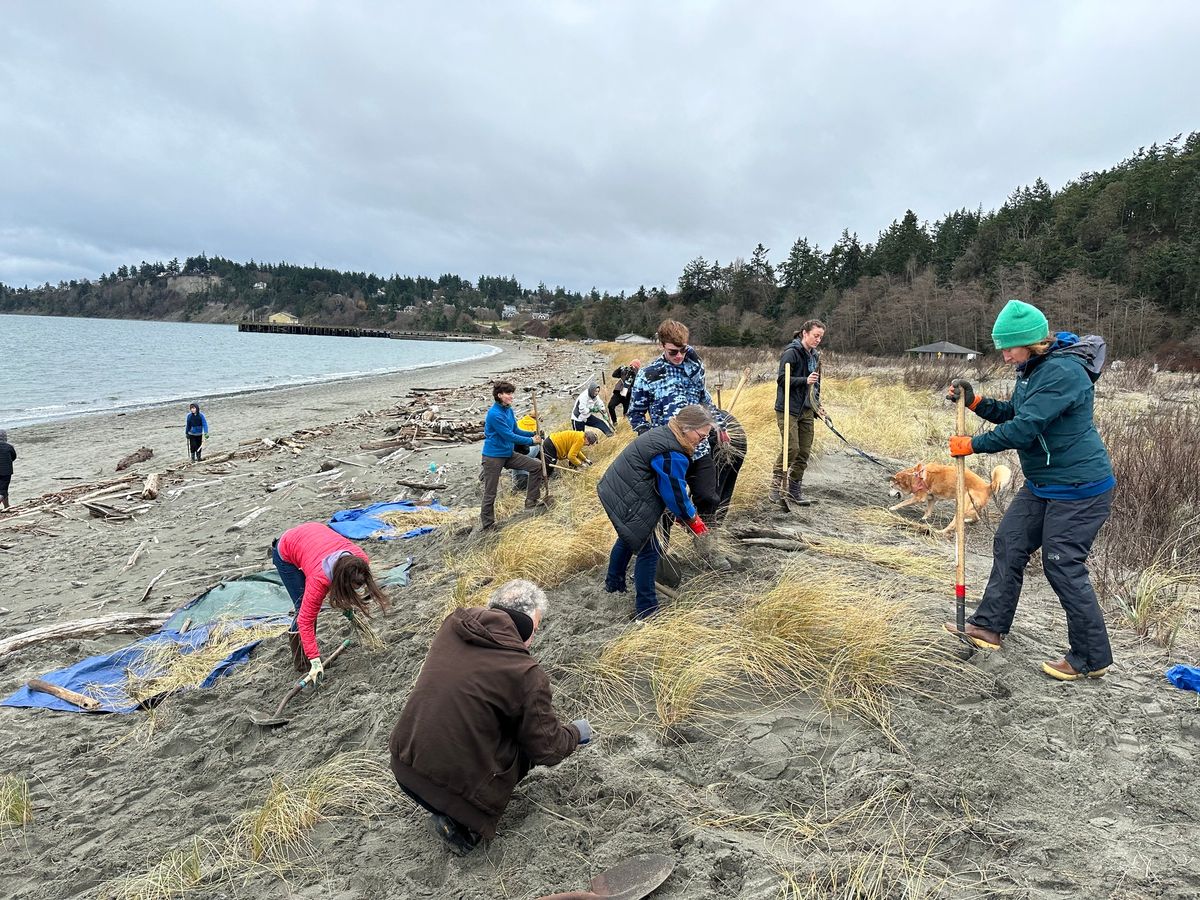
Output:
[775,408,815,481]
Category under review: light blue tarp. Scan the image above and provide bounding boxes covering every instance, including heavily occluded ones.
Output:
[2,561,411,714]
[328,500,448,540]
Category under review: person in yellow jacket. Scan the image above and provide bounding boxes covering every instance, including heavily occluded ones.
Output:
[546,429,596,468]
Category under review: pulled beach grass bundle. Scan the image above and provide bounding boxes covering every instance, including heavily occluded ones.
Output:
[124,620,291,705]
[0,774,33,839]
[376,505,476,531]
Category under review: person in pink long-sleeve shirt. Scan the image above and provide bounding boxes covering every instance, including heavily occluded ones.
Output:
[271,522,389,682]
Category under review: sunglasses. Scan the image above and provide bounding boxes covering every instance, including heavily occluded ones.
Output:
[662,345,686,358]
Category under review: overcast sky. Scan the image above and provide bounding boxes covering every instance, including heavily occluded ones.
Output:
[2,1,1197,293]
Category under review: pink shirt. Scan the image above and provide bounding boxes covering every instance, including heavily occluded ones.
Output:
[277,522,369,659]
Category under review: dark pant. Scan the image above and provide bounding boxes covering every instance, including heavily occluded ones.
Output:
[480,453,545,528]
[606,534,663,619]
[712,436,746,525]
[273,539,311,670]
[0,473,10,504]
[686,452,720,519]
[970,485,1114,674]
[187,433,203,461]
[573,415,614,437]
[608,392,630,421]
[774,409,814,481]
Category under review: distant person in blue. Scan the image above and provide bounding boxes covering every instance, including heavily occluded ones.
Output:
[0,429,16,509]
[480,381,544,531]
[185,402,209,462]
[946,299,1115,682]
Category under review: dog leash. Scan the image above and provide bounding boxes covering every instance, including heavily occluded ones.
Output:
[819,414,893,469]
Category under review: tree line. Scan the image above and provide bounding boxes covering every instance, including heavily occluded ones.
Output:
[2,132,1196,360]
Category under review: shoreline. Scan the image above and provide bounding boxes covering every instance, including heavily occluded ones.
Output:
[4,342,503,431]
[7,340,537,500]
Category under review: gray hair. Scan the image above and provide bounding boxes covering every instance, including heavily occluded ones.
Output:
[672,404,715,432]
[486,579,549,619]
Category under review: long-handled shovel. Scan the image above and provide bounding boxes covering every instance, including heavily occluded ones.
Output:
[534,853,675,900]
[953,393,968,637]
[779,363,795,512]
[250,638,351,728]
[724,367,751,413]
[531,390,551,503]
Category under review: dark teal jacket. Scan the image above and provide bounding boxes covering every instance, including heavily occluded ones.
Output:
[971,336,1112,486]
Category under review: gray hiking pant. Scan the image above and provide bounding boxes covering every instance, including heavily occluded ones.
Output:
[969,485,1114,673]
[480,453,544,528]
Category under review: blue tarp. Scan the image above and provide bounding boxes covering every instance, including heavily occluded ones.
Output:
[2,561,411,714]
[328,500,448,540]
[1165,664,1200,694]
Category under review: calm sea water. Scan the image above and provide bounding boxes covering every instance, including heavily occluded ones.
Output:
[0,314,499,428]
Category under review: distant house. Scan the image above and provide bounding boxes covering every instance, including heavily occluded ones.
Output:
[253,281,268,291]
[907,340,979,360]
[530,312,550,321]
[375,288,386,298]
[501,304,519,320]
[268,311,301,325]
[616,332,654,344]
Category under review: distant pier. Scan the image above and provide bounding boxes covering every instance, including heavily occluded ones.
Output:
[238,322,483,342]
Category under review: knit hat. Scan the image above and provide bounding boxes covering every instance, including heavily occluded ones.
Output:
[991,299,1049,349]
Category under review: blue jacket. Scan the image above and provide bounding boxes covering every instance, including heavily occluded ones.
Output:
[598,425,696,550]
[971,334,1113,487]
[185,410,209,437]
[482,402,535,459]
[627,347,716,460]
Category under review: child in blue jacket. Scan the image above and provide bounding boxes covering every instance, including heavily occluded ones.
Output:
[480,381,545,530]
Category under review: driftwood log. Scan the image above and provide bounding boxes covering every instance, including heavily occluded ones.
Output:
[140,473,162,500]
[116,447,153,471]
[27,678,102,711]
[81,501,133,521]
[0,612,170,659]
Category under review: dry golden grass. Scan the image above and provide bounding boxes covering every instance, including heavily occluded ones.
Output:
[377,505,477,530]
[228,751,399,877]
[0,774,32,838]
[100,839,209,900]
[592,562,961,743]
[125,620,291,704]
[449,427,634,609]
[1111,558,1200,649]
[798,535,946,582]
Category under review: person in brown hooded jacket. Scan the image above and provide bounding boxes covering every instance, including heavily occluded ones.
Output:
[388,579,591,855]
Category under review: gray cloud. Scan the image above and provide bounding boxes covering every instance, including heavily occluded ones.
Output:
[2,0,1198,292]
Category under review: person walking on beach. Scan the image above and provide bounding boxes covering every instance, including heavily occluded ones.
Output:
[946,298,1116,682]
[481,380,545,530]
[598,404,715,619]
[571,382,615,436]
[185,402,209,462]
[271,522,390,681]
[628,319,730,570]
[607,360,641,422]
[772,320,826,505]
[0,430,16,509]
[389,579,590,856]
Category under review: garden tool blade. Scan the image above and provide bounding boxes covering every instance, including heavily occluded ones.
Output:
[534,853,675,900]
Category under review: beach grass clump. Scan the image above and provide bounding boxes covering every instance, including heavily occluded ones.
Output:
[593,562,959,740]
[0,774,33,837]
[450,428,635,608]
[799,535,945,581]
[125,620,290,704]
[100,839,210,900]
[1110,556,1199,649]
[227,751,398,877]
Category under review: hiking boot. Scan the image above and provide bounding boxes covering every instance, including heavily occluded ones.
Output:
[942,621,1002,651]
[1042,658,1109,681]
[787,479,813,507]
[429,813,481,856]
[768,472,783,503]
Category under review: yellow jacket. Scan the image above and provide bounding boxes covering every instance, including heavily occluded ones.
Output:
[548,430,588,466]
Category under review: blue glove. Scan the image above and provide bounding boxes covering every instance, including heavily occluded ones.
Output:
[573,719,593,745]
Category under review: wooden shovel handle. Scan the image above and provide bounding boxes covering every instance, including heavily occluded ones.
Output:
[954,394,967,631]
[28,677,101,711]
[724,367,751,413]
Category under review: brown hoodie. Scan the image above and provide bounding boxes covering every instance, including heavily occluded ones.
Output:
[388,607,580,838]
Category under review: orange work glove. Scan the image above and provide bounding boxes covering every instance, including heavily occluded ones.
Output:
[949,436,974,457]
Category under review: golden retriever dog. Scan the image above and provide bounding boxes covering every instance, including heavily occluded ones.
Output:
[887,462,1011,535]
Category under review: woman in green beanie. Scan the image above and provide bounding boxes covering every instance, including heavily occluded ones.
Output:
[945,298,1115,681]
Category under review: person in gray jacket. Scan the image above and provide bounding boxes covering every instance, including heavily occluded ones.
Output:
[0,430,15,509]
[598,405,715,618]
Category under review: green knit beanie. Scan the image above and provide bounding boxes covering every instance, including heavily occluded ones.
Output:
[991,299,1049,349]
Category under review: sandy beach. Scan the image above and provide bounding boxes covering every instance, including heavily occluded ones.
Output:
[1,340,1197,900]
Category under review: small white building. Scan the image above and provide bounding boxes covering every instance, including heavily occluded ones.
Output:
[502,304,519,320]
[253,281,267,291]
[616,333,654,344]
[530,312,550,321]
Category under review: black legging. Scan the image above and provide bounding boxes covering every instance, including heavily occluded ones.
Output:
[187,434,203,460]
[608,391,631,421]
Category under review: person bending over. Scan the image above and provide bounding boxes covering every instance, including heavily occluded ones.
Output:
[571,382,614,436]
[607,360,641,422]
[271,522,390,680]
[389,579,591,855]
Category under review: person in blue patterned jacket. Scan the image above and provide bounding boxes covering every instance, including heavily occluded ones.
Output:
[627,319,731,572]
